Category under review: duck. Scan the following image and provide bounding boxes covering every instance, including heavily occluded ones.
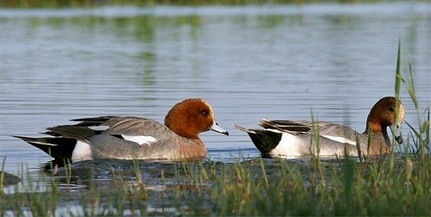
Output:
[14,98,229,166]
[235,96,405,158]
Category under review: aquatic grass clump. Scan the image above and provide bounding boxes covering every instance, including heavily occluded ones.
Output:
[402,67,430,160]
[206,154,430,216]
[2,156,428,215]
[210,159,310,216]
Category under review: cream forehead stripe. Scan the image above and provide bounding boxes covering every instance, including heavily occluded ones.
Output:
[202,100,212,110]
[200,100,214,116]
[398,103,405,122]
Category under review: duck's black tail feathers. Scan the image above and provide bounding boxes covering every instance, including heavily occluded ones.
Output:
[13,136,76,169]
[234,125,282,157]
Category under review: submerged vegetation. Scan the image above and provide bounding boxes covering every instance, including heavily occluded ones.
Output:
[0,0,422,8]
[1,45,430,216]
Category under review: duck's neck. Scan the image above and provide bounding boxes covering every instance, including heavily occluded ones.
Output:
[364,120,391,147]
[364,118,382,135]
[178,139,207,159]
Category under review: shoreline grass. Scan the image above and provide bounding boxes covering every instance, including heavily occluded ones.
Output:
[1,154,430,216]
[1,43,430,216]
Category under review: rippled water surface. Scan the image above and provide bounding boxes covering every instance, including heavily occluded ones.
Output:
[1,3,430,174]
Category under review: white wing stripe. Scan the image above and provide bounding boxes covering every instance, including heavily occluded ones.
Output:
[322,135,357,146]
[121,135,157,146]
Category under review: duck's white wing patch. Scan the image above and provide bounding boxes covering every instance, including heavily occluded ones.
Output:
[88,125,109,131]
[72,141,93,162]
[121,135,157,146]
[321,135,357,146]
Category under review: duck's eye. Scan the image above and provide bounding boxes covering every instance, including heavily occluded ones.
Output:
[201,110,208,116]
[388,106,395,112]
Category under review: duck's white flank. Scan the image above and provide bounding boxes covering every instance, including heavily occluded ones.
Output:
[71,141,92,162]
[269,130,302,156]
[121,135,157,146]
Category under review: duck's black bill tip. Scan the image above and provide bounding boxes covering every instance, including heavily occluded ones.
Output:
[395,135,403,144]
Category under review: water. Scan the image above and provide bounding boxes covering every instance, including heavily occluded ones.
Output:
[1,2,430,175]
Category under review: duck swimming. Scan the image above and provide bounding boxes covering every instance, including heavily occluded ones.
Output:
[236,96,405,158]
[15,98,229,166]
